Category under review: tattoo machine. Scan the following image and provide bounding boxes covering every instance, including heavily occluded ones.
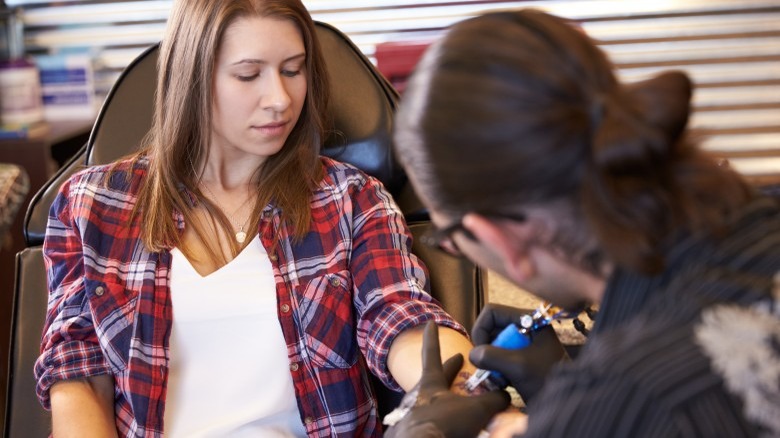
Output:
[464,302,574,392]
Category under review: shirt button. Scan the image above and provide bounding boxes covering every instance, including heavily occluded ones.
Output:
[281,304,290,313]
[304,417,313,425]
[329,277,341,287]
[269,254,278,261]
[290,362,299,372]
[95,286,105,296]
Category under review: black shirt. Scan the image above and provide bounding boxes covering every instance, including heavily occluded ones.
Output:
[524,196,780,437]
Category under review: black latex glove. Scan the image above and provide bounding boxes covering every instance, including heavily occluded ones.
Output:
[469,304,569,404]
[384,321,511,438]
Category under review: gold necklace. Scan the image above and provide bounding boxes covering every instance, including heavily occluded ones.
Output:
[199,182,253,243]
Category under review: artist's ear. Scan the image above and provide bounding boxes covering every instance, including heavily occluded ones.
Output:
[462,213,535,283]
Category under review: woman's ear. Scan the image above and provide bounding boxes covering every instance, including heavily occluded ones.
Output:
[462,213,536,284]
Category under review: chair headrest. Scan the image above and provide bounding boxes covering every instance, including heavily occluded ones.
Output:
[316,22,404,193]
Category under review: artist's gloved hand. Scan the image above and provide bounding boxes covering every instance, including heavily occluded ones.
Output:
[384,321,511,438]
[469,304,569,404]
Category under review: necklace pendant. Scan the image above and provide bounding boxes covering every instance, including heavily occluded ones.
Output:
[235,230,247,243]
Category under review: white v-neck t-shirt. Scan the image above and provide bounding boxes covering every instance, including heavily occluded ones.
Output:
[163,236,306,437]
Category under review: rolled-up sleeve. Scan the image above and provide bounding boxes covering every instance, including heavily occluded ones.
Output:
[34,179,112,410]
[349,174,466,390]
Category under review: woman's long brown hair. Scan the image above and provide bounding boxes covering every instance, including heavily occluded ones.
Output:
[130,0,329,263]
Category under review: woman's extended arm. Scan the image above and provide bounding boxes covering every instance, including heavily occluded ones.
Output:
[50,375,118,437]
[343,165,474,392]
[388,325,476,392]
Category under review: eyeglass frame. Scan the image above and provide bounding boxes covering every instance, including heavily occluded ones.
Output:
[420,212,527,257]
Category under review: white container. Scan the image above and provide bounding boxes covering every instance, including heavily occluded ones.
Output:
[36,53,96,121]
[0,59,44,126]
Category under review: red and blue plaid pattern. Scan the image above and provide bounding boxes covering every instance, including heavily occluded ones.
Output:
[35,156,465,437]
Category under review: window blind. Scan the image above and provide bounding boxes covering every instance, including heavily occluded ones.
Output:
[6,0,780,183]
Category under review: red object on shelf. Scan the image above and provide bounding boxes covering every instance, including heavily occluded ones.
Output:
[375,41,432,94]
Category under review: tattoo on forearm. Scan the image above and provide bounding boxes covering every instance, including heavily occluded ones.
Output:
[456,371,489,395]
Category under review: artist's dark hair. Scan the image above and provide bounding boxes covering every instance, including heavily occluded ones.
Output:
[395,9,752,274]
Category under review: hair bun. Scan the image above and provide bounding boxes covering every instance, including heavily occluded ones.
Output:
[626,70,693,144]
[589,70,692,175]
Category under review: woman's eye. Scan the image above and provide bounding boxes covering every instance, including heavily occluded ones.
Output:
[282,69,302,78]
[236,74,259,82]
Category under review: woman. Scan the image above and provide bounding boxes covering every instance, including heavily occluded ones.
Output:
[390,8,779,437]
[34,0,476,436]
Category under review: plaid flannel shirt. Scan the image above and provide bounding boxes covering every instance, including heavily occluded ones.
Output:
[35,156,465,437]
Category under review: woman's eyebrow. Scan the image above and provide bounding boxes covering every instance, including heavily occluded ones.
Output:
[231,53,305,66]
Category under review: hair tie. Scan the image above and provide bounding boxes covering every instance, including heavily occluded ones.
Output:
[589,92,607,134]
[589,90,626,162]
[590,91,622,135]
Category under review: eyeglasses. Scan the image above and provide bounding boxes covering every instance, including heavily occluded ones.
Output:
[421,212,527,257]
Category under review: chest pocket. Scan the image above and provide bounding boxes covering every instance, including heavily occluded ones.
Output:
[86,278,138,374]
[297,270,358,368]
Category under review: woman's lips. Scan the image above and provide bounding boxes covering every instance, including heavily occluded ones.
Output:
[254,121,288,136]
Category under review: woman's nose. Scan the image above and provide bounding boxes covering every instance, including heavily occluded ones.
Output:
[263,73,292,112]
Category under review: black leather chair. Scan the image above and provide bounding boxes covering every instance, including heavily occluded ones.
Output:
[4,22,487,437]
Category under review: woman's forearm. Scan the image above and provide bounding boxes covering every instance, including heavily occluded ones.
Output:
[388,325,476,392]
[50,374,118,438]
